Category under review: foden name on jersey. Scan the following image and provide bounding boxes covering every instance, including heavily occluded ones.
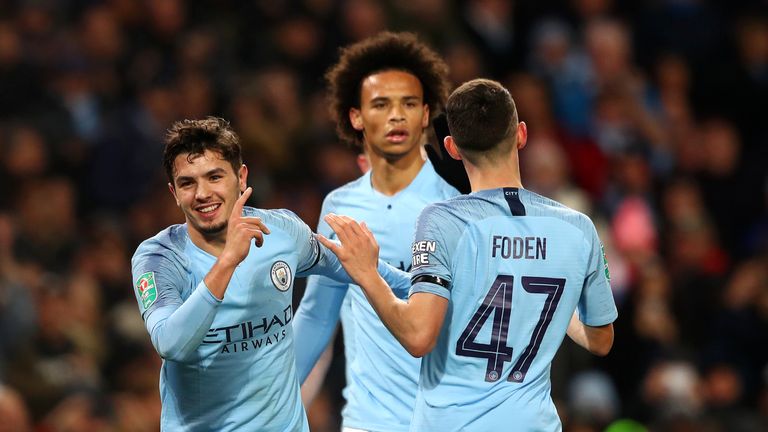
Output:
[491,235,547,260]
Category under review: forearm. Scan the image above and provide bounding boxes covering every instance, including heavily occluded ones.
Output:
[301,343,334,406]
[203,257,238,300]
[357,273,432,357]
[310,243,410,294]
[293,276,345,383]
[293,315,335,383]
[566,312,614,356]
[146,281,221,362]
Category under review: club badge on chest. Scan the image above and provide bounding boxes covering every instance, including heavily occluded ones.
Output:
[270,261,292,292]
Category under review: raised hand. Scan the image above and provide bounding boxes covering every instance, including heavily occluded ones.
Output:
[220,187,270,266]
[317,213,380,286]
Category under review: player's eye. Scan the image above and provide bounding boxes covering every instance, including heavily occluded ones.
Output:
[210,175,222,181]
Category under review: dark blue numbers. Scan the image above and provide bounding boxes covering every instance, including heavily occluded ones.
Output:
[455,275,515,382]
[455,275,566,383]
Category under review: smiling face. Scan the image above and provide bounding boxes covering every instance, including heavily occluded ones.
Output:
[169,149,246,241]
[349,69,429,162]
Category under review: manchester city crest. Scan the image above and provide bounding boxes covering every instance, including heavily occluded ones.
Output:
[270,261,292,292]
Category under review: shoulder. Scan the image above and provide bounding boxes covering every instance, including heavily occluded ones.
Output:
[422,160,462,199]
[522,190,596,235]
[132,224,189,268]
[433,176,461,200]
[417,198,469,231]
[323,175,368,210]
[244,206,309,233]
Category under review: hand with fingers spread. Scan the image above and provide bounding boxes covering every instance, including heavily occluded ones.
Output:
[219,187,271,267]
[317,213,381,287]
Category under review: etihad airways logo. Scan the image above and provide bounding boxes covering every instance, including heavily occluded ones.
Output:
[203,305,292,354]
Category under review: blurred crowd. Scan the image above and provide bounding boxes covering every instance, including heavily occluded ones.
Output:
[0,0,766,431]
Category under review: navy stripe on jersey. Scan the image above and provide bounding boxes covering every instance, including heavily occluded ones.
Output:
[301,236,322,272]
[411,274,451,288]
[502,188,526,216]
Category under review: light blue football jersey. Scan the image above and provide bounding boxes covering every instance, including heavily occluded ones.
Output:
[293,160,459,431]
[409,188,618,432]
[131,207,409,432]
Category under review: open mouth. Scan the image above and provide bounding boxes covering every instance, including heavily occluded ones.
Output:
[386,130,409,143]
[196,203,221,216]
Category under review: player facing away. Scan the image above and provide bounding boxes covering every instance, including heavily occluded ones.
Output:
[319,79,618,432]
[130,117,409,432]
[292,32,459,432]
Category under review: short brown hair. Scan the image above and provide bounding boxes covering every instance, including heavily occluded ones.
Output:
[325,31,450,147]
[445,79,518,163]
[163,117,242,184]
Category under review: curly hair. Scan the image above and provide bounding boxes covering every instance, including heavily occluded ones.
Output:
[163,117,242,185]
[325,32,450,147]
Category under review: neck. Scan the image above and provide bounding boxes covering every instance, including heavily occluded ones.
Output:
[464,151,523,192]
[188,226,227,257]
[368,147,425,196]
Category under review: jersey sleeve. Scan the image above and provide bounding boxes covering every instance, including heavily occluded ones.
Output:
[578,223,618,326]
[131,244,222,363]
[409,204,455,300]
[292,195,348,383]
[271,209,323,275]
[287,206,410,295]
[293,276,346,383]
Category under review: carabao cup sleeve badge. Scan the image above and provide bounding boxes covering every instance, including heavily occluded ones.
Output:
[136,271,158,309]
[270,261,292,292]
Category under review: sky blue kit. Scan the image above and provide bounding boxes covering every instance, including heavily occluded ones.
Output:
[293,160,459,432]
[131,207,409,432]
[409,188,618,432]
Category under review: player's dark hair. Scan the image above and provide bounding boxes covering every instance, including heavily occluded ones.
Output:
[445,79,518,164]
[325,31,450,148]
[163,117,242,185]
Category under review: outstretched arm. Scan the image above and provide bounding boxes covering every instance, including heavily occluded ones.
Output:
[317,214,448,357]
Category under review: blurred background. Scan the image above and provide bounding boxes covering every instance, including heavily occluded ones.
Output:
[0,0,766,431]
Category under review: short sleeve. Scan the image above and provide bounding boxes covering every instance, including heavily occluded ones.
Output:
[578,223,618,326]
[276,209,321,275]
[409,205,455,300]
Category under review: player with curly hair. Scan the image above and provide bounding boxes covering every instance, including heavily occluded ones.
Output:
[293,32,459,432]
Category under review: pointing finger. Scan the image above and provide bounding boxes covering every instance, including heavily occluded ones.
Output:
[232,187,252,218]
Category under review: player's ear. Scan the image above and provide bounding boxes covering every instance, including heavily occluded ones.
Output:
[421,104,430,128]
[516,121,528,150]
[444,136,462,161]
[168,182,180,206]
[238,164,248,192]
[349,108,364,131]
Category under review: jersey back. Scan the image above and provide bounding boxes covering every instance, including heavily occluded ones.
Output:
[409,188,617,432]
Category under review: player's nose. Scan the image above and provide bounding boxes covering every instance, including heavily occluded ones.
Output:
[389,104,406,122]
[194,182,213,200]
